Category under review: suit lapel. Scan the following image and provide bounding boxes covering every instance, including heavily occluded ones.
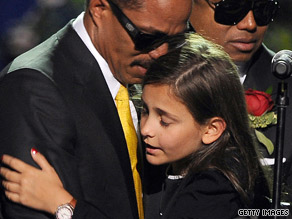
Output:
[244,45,276,91]
[54,23,139,217]
[84,62,139,218]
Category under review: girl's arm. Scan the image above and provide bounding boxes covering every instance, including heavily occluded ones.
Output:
[0,149,74,215]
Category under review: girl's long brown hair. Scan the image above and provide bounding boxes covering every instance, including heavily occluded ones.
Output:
[143,33,263,204]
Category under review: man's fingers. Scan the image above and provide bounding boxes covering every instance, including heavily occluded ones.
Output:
[0,167,21,184]
[1,154,32,173]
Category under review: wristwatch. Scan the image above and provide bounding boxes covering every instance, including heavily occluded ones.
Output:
[55,198,76,219]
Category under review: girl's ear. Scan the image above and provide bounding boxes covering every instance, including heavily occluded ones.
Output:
[202,117,226,144]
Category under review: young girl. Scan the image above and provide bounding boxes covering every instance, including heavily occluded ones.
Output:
[141,33,265,219]
[0,33,268,218]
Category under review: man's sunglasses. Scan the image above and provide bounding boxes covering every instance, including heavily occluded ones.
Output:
[107,0,191,51]
[207,0,280,26]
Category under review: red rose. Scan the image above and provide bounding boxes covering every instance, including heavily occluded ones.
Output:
[245,89,274,116]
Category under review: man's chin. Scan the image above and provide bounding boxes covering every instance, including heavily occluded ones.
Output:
[230,52,254,63]
[125,77,143,85]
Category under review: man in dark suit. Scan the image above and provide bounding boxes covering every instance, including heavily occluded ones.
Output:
[0,0,193,218]
[190,0,292,209]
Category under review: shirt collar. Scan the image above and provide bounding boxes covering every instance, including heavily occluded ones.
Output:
[72,12,120,99]
[235,60,252,84]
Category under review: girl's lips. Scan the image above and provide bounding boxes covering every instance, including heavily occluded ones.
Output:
[145,144,160,155]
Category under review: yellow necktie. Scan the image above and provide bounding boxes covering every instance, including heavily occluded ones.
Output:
[115,85,144,219]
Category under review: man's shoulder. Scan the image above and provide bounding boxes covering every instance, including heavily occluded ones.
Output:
[1,22,79,81]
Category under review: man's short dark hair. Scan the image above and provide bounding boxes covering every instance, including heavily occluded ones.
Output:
[85,0,144,9]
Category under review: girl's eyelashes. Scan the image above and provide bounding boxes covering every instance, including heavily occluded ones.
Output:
[160,118,170,127]
[141,103,149,115]
[141,101,171,127]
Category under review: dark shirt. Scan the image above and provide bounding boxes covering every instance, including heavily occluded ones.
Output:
[145,169,243,219]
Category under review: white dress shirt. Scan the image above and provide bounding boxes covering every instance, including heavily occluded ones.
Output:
[72,12,139,131]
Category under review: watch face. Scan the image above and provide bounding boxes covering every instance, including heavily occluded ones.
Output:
[56,205,73,219]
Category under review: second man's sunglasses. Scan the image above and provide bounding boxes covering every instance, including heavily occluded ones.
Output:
[207,0,280,26]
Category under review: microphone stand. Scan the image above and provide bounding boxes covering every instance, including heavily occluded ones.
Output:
[272,81,288,219]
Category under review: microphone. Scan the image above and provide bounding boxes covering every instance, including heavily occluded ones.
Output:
[271,50,292,80]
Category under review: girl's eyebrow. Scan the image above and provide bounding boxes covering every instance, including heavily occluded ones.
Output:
[155,108,179,122]
[142,95,180,121]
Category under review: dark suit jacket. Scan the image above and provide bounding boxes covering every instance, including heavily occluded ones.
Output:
[243,44,292,203]
[0,21,139,219]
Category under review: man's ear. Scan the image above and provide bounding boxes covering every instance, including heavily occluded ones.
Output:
[202,117,226,144]
[88,0,109,19]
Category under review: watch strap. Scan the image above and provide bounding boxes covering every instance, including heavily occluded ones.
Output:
[55,198,76,219]
[69,198,77,209]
